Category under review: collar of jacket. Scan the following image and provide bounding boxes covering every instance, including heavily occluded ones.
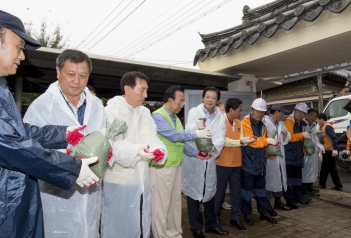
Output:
[0,76,8,88]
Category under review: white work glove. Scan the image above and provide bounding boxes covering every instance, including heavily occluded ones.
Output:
[138,145,154,159]
[57,149,68,154]
[318,145,325,154]
[302,132,311,139]
[196,119,206,130]
[76,157,100,188]
[209,145,215,153]
[267,138,279,146]
[195,129,212,139]
[332,150,338,157]
[347,150,350,156]
[241,137,257,146]
[66,125,86,145]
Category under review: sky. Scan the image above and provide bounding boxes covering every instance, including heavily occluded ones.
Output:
[3,0,272,69]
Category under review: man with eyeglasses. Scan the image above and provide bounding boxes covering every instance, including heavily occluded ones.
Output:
[283,103,312,209]
[151,85,212,238]
[241,98,279,226]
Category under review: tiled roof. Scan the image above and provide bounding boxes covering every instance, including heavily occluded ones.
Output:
[194,0,351,66]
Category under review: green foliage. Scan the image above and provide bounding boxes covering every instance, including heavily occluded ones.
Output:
[24,20,67,49]
[22,92,41,105]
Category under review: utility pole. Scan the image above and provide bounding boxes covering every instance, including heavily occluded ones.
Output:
[317,74,323,112]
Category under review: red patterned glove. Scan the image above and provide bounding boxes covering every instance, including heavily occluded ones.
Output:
[66,125,86,145]
[107,148,113,162]
[197,151,212,159]
[152,149,165,162]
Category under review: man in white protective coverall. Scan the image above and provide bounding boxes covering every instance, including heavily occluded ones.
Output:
[102,71,167,238]
[182,87,228,238]
[24,49,107,238]
[263,104,292,216]
[0,10,99,238]
[301,108,324,199]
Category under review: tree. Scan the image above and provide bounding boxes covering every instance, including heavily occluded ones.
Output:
[24,20,68,49]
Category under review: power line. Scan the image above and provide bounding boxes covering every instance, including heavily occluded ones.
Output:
[123,0,231,59]
[76,0,125,48]
[81,0,137,50]
[116,0,207,57]
[108,0,195,56]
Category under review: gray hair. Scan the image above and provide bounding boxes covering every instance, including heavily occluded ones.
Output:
[56,49,92,73]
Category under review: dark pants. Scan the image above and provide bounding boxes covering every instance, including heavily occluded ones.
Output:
[319,151,342,187]
[283,164,302,200]
[214,166,241,220]
[187,196,217,232]
[266,191,283,201]
[241,170,271,214]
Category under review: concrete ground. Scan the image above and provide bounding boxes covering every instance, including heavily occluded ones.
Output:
[176,182,351,238]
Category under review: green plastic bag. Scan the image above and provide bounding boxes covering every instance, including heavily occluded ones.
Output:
[317,133,324,144]
[69,118,128,179]
[265,129,283,157]
[303,138,315,155]
[195,138,213,154]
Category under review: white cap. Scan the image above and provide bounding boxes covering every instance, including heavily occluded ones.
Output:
[251,98,267,111]
[295,103,308,113]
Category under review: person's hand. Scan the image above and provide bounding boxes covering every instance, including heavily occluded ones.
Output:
[347,150,350,156]
[267,138,279,146]
[151,148,165,162]
[76,157,100,188]
[281,130,288,137]
[138,145,154,159]
[107,148,113,162]
[209,145,215,153]
[66,125,87,145]
[302,132,311,139]
[57,149,69,154]
[197,151,212,159]
[196,119,206,130]
[318,145,325,154]
[241,137,256,146]
[332,150,338,157]
[195,129,212,139]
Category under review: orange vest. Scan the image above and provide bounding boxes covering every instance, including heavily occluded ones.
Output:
[322,122,334,151]
[216,118,242,167]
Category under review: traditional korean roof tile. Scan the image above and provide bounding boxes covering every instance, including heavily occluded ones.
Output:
[193,0,351,66]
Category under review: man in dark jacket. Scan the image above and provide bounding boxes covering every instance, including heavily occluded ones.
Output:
[0,10,99,238]
[241,98,279,225]
[283,103,311,209]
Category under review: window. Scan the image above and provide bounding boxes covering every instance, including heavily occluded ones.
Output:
[324,99,350,120]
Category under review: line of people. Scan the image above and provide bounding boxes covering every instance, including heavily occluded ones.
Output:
[0,10,344,238]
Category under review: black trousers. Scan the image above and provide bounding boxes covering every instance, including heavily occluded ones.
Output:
[186,196,217,232]
[283,164,302,200]
[214,166,241,220]
[241,171,271,214]
[319,151,342,187]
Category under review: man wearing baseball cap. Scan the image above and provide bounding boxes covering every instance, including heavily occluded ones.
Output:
[263,104,292,215]
[240,98,279,226]
[283,103,311,209]
[0,10,99,237]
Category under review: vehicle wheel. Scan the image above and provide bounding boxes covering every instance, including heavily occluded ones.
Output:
[336,143,351,169]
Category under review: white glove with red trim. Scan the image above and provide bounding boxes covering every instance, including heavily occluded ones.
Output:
[76,157,100,188]
[267,138,279,146]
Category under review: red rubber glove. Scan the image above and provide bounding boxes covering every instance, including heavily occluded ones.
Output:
[152,149,165,162]
[66,125,86,145]
[197,151,212,159]
[107,148,113,162]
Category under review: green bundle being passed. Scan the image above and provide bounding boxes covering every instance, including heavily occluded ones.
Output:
[265,129,283,157]
[195,118,213,154]
[69,118,128,179]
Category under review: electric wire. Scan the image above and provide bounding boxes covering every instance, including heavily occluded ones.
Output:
[76,0,125,48]
[81,0,137,51]
[116,0,209,57]
[123,0,231,58]
[108,0,196,56]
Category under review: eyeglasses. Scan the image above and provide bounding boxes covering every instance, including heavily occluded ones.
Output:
[175,100,185,106]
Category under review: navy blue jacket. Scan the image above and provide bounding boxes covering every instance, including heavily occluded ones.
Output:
[284,117,307,167]
[0,77,81,238]
[241,114,267,176]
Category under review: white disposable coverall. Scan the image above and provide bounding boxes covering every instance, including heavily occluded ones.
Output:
[302,120,323,183]
[102,96,167,238]
[182,104,226,202]
[23,81,107,238]
[263,115,290,192]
